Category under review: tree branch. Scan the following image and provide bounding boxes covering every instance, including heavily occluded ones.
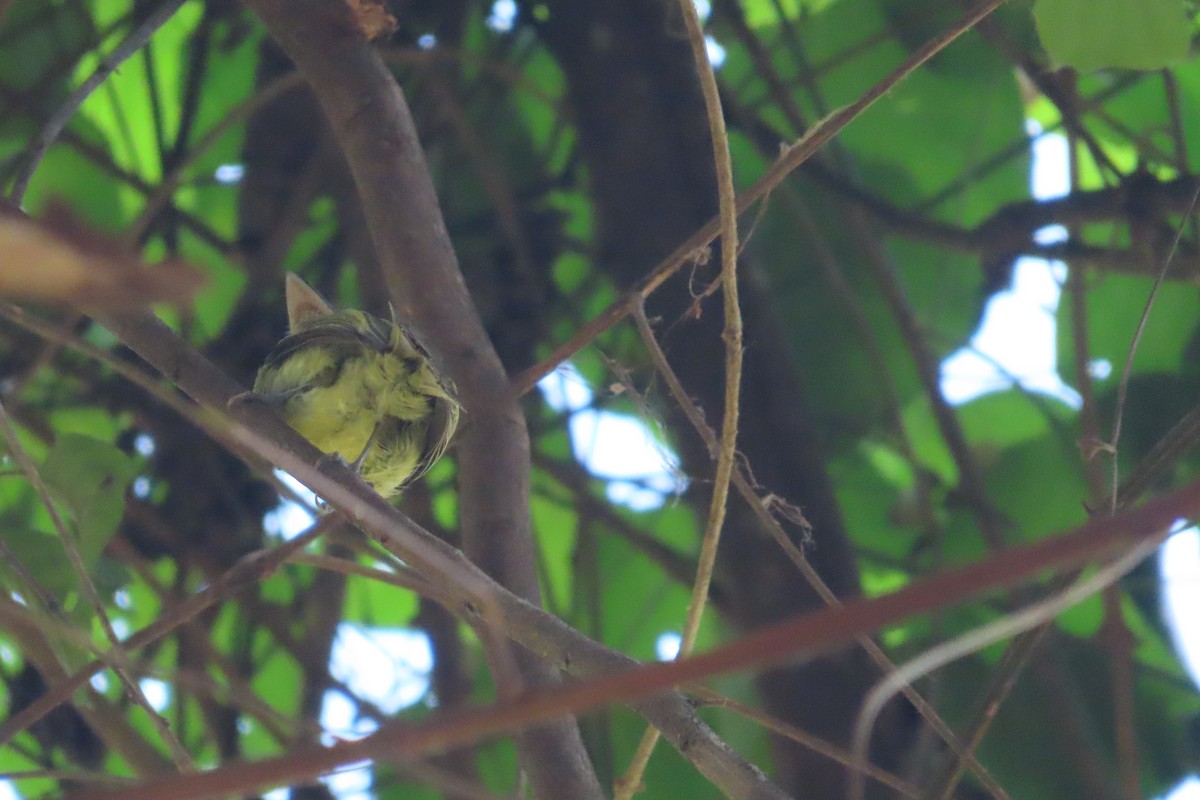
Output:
[237,2,601,797]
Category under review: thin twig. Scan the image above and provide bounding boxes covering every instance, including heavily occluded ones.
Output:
[0,516,335,751]
[0,399,195,771]
[690,686,920,799]
[509,0,1014,396]
[9,0,188,203]
[2,299,794,800]
[847,534,1165,800]
[126,71,307,243]
[631,302,1010,798]
[1107,182,1200,510]
[615,0,743,792]
[66,478,1200,800]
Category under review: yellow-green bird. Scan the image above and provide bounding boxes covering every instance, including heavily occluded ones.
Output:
[240,274,460,498]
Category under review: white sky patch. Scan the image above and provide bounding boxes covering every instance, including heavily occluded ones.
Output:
[214,163,244,185]
[321,690,379,742]
[1165,775,1200,800]
[1090,358,1112,380]
[133,432,156,456]
[326,625,432,723]
[539,364,592,413]
[656,631,682,661]
[706,37,727,68]
[569,411,683,509]
[487,0,517,32]
[317,627,431,798]
[263,471,317,540]
[322,763,375,800]
[1161,528,1200,686]
[940,123,1078,407]
[539,364,684,510]
[941,257,1078,405]
[138,678,170,713]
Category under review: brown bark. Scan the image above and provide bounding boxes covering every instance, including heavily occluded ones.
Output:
[239,1,604,797]
[530,0,916,794]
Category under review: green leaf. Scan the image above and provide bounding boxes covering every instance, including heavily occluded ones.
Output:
[0,526,80,604]
[1058,272,1199,385]
[344,568,419,627]
[1034,0,1191,71]
[26,120,133,230]
[531,484,578,614]
[40,433,136,568]
[958,390,1071,451]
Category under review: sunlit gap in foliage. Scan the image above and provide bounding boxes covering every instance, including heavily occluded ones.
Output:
[706,35,727,67]
[931,120,1200,800]
[316,626,433,800]
[132,433,156,498]
[262,471,318,540]
[1162,524,1200,800]
[539,363,686,511]
[691,0,727,67]
[213,163,244,185]
[1166,776,1200,800]
[322,625,433,736]
[138,678,170,713]
[261,475,437,797]
[656,631,683,660]
[133,433,155,456]
[940,122,1079,407]
[487,0,517,32]
[1161,525,1200,687]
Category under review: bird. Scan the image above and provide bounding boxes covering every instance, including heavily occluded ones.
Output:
[235,274,460,498]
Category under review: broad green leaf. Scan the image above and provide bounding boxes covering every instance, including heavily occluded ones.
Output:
[531,483,578,614]
[829,446,921,561]
[0,525,80,604]
[1034,0,1191,72]
[985,436,1087,541]
[344,567,419,627]
[588,521,712,660]
[1058,272,1200,385]
[26,119,133,230]
[251,646,303,720]
[40,433,136,568]
[958,390,1072,451]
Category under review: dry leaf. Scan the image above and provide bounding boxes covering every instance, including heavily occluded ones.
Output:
[346,0,397,41]
[0,206,205,310]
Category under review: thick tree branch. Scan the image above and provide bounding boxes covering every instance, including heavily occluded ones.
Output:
[237,2,601,798]
[46,305,789,800]
[69,459,1200,800]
